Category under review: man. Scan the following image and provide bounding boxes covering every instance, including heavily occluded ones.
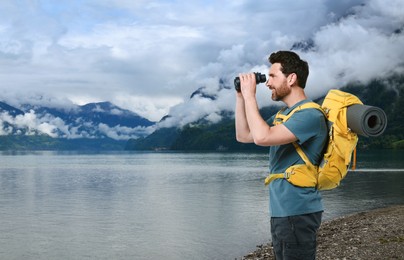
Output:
[235,50,327,259]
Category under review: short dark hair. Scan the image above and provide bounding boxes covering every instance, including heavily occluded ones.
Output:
[268,51,309,89]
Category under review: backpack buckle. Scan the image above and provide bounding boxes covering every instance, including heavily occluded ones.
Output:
[284,169,294,179]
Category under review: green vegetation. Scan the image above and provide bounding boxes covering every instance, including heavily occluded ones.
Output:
[0,135,126,151]
[342,73,404,149]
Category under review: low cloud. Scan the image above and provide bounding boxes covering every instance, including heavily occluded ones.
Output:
[98,123,155,140]
[0,110,155,140]
[158,0,404,129]
[0,0,403,130]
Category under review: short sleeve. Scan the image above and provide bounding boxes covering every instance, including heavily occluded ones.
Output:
[266,114,276,126]
[283,108,326,144]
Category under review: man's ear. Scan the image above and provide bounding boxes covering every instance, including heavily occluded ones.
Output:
[287,73,297,86]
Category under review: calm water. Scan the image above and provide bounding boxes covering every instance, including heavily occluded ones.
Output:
[0,150,403,260]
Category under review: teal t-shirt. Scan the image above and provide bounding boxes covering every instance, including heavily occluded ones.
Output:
[267,99,327,217]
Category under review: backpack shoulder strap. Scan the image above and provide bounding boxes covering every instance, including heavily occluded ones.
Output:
[274,101,325,168]
[293,143,315,169]
[265,102,325,187]
[274,101,324,125]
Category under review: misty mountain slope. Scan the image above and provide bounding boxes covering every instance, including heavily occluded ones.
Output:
[0,100,156,150]
[78,102,154,128]
[20,101,154,129]
[126,73,404,151]
[0,101,24,117]
[126,100,280,151]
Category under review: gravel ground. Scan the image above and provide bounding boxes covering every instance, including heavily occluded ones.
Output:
[241,204,404,260]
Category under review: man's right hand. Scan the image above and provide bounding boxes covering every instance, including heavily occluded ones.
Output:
[238,73,257,100]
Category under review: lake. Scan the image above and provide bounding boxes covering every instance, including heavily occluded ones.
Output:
[0,150,403,260]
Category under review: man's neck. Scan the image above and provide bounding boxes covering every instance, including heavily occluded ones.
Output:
[283,87,307,107]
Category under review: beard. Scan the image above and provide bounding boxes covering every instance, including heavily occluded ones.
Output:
[271,80,291,101]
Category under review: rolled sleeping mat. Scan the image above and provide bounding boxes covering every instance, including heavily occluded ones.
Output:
[346,104,387,137]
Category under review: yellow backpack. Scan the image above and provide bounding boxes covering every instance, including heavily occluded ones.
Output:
[265,89,363,190]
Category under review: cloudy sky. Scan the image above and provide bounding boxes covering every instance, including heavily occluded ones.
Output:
[1,0,403,126]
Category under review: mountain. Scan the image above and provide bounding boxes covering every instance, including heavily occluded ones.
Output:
[19,101,154,129]
[125,106,277,152]
[0,100,155,150]
[126,73,404,151]
[2,73,403,151]
[0,101,24,117]
[189,78,231,101]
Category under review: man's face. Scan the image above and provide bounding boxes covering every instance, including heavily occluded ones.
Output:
[266,63,290,101]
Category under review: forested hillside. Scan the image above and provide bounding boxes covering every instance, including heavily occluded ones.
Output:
[0,135,126,151]
[342,74,404,149]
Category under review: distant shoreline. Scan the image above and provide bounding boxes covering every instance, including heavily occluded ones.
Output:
[241,204,404,260]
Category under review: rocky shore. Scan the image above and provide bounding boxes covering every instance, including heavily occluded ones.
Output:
[242,204,404,260]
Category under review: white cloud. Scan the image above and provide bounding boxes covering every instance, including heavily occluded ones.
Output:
[155,0,404,128]
[0,109,154,140]
[98,123,155,140]
[0,0,402,128]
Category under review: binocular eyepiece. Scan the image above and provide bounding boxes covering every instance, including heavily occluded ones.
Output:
[234,72,267,92]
